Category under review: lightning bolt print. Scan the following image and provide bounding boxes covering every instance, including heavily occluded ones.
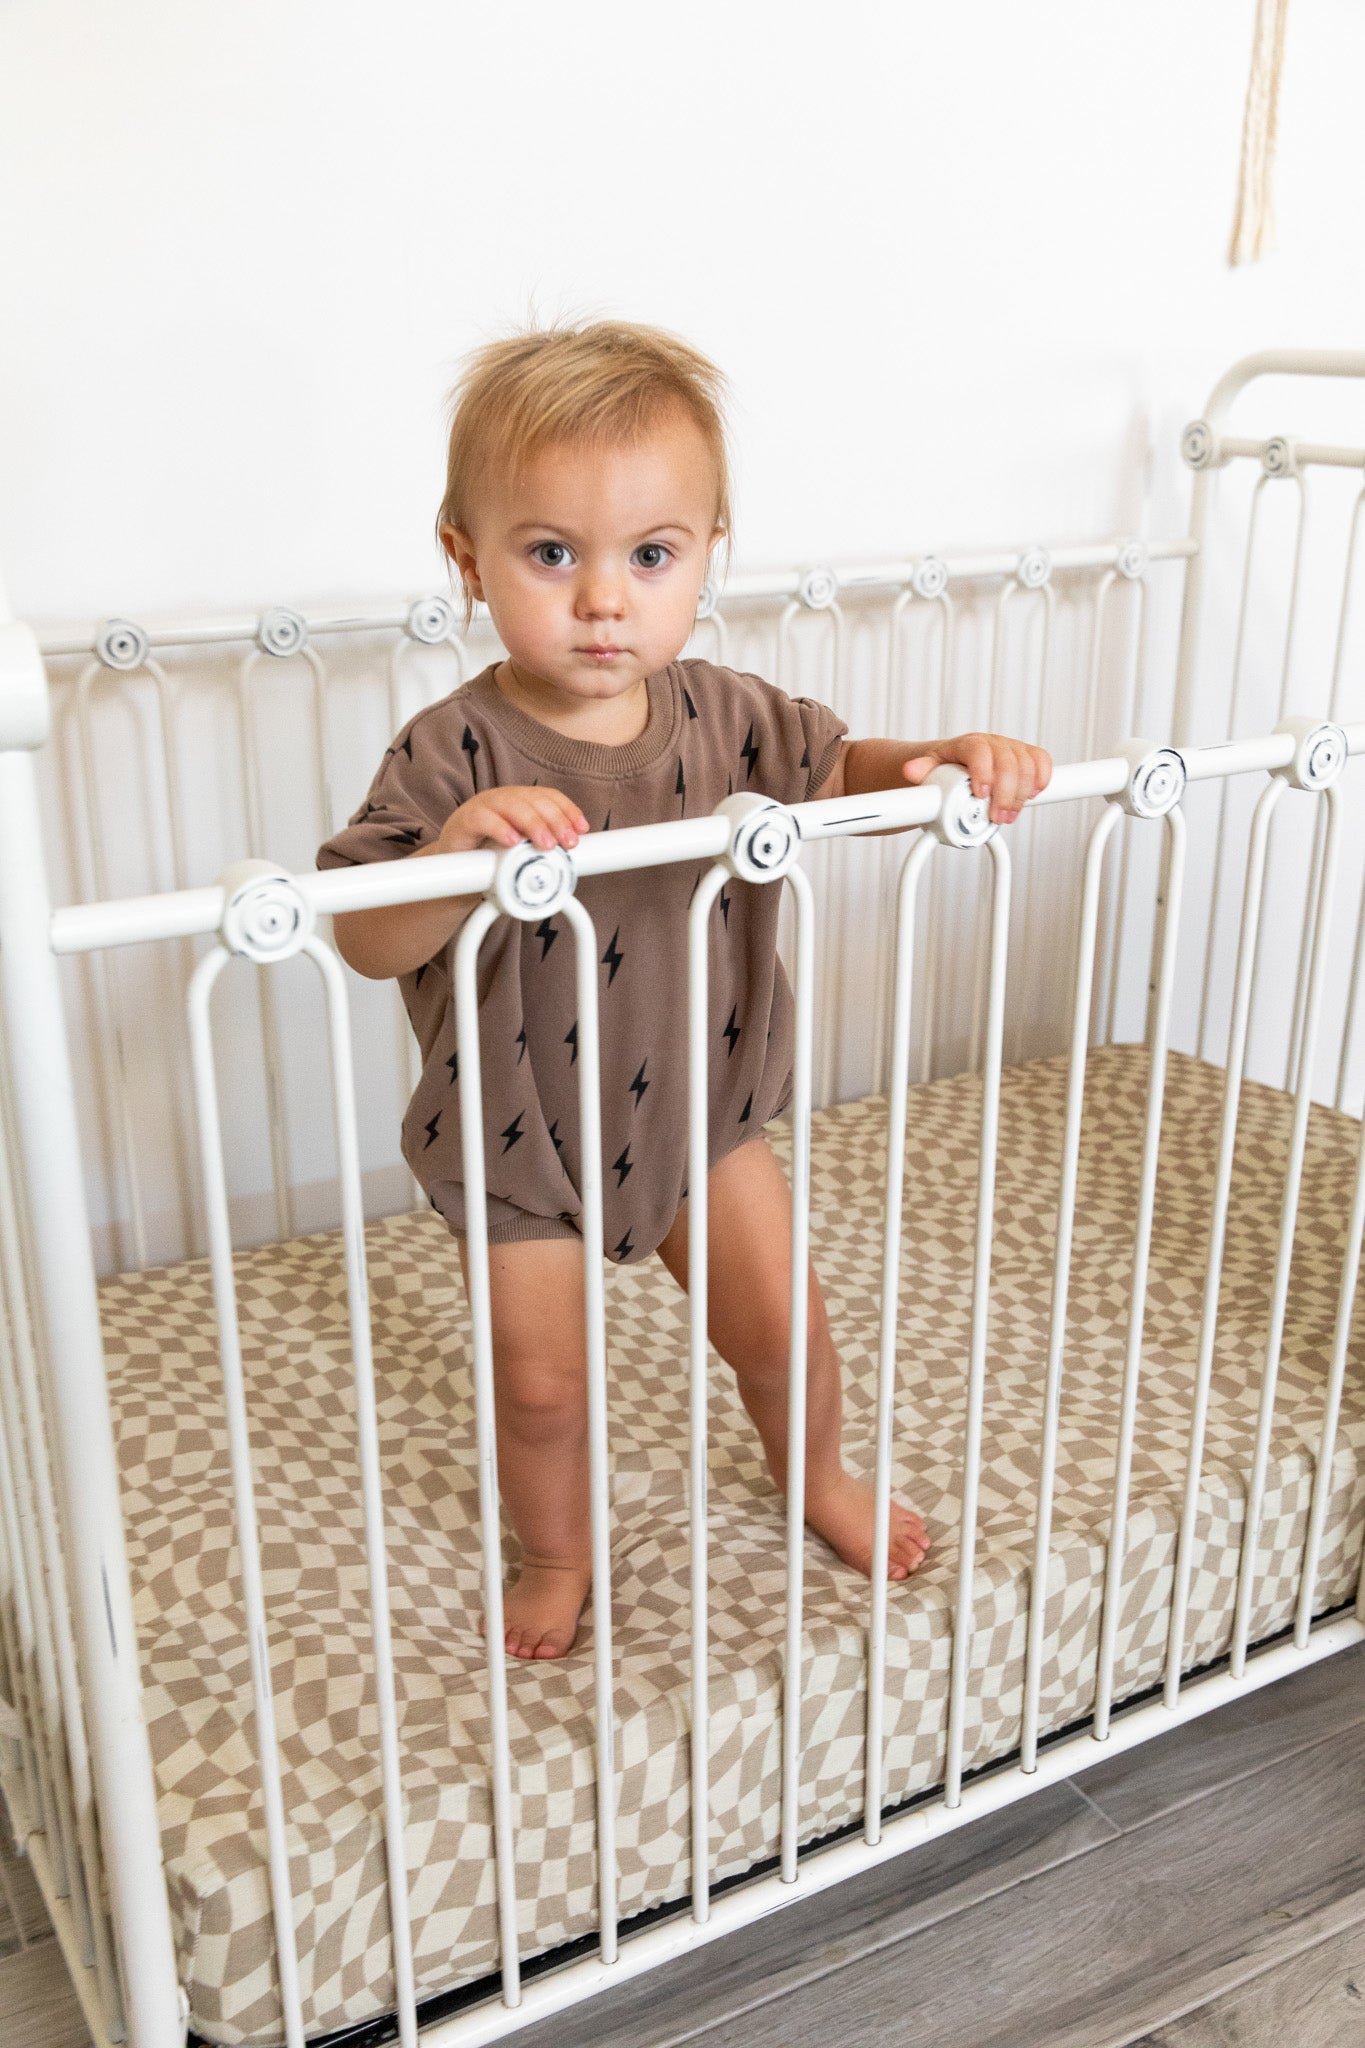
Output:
[548,1119,563,1155]
[422,1112,441,1149]
[514,1025,527,1064]
[500,1112,524,1152]
[534,917,558,959]
[739,1092,753,1125]
[719,887,732,928]
[628,1059,649,1108]
[445,1048,458,1084]
[683,687,698,719]
[740,723,759,782]
[675,757,687,814]
[612,1144,633,1186]
[565,1021,578,1065]
[601,927,624,985]
[722,1005,741,1057]
[613,1230,635,1261]
[461,724,480,763]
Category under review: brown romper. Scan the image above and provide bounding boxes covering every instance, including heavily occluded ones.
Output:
[316,657,847,1264]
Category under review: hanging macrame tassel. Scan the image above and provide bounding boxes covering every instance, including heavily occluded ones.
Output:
[1228,0,1290,265]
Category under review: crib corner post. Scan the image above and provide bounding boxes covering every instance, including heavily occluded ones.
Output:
[0,620,186,2044]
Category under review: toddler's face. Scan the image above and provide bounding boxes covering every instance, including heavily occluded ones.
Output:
[443,409,722,705]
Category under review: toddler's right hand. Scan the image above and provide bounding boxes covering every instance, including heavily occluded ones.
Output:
[437,786,590,858]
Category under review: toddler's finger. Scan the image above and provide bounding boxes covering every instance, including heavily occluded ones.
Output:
[901,754,936,784]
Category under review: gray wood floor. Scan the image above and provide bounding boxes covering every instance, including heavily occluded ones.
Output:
[4,1640,1364,2047]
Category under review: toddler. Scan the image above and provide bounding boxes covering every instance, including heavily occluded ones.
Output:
[319,322,1051,1660]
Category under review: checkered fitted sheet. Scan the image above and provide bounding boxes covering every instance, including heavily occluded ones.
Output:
[94,1046,1365,2045]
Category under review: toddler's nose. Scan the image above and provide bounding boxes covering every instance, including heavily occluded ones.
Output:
[575,571,627,620]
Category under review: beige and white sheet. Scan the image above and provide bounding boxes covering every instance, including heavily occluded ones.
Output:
[91,1047,1365,2045]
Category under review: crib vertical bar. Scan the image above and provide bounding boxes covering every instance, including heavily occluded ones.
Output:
[781,861,817,1882]
[945,835,1011,1810]
[1334,881,1365,1113]
[686,864,728,1922]
[1196,478,1268,1062]
[235,655,296,1241]
[73,664,150,1269]
[915,595,956,1086]
[561,894,619,1966]
[187,944,309,2048]
[815,605,847,1110]
[0,731,184,2048]
[1007,582,1055,1068]
[0,1050,123,2011]
[303,937,418,2045]
[1092,806,1188,1739]
[1274,477,1309,724]
[1021,802,1121,1774]
[865,833,935,1841]
[1231,783,1343,1677]
[1285,806,1327,1095]
[1164,775,1286,1705]
[387,651,435,1212]
[452,900,522,2008]
[1296,965,1365,1646]
[868,589,915,1095]
[967,582,1019,1076]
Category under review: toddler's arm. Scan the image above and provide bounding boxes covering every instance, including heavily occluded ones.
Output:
[332,786,589,980]
[816,733,1051,825]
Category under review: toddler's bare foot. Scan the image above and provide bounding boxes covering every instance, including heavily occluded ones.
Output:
[481,1559,594,1661]
[804,1471,930,1580]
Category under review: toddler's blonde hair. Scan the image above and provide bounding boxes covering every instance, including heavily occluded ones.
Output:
[436,319,732,621]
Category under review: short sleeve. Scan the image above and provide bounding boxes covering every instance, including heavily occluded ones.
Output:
[789,695,848,801]
[316,704,471,871]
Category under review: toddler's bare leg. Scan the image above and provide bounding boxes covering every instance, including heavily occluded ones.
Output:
[457,1235,593,1659]
[655,1138,930,1579]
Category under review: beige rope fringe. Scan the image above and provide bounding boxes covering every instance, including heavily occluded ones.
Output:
[1228,0,1290,266]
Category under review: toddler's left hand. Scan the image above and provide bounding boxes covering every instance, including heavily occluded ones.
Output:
[901,733,1052,825]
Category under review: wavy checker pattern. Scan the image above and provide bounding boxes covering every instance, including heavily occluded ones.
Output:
[85,1047,1365,2044]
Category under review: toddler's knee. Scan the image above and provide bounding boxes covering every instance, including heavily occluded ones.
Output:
[496,1352,587,1438]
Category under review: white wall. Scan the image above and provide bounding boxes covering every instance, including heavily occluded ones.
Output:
[2,0,1364,626]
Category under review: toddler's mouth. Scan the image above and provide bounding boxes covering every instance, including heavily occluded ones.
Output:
[579,646,624,660]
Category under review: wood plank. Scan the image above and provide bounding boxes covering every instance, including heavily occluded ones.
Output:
[1133,1916,1365,2045]
[641,1720,1365,2048]
[0,1822,55,1948]
[0,1939,93,2048]
[1081,1641,1365,1834]
[515,1780,1117,2047]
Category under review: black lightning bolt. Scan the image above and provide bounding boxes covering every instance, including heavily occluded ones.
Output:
[565,1021,578,1065]
[722,1005,740,1057]
[601,927,624,985]
[726,773,733,796]
[422,1112,441,1149]
[675,757,687,814]
[739,1092,753,1125]
[383,826,424,848]
[628,1059,649,1108]
[461,724,480,762]
[602,809,612,831]
[549,1119,563,1155]
[534,916,558,960]
[612,1144,633,1186]
[719,887,732,928]
[500,1112,524,1152]
[414,962,428,988]
[684,687,698,719]
[445,1048,458,1084]
[514,1025,527,1064]
[613,1230,635,1261]
[740,723,759,782]
[800,743,810,771]
[399,730,414,759]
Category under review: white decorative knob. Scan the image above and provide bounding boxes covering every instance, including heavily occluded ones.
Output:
[924,764,998,849]
[715,792,801,882]
[913,555,949,600]
[798,565,839,610]
[406,595,457,643]
[257,608,309,657]
[1119,742,1186,818]
[1181,419,1220,470]
[492,843,576,921]
[1116,538,1149,581]
[1275,717,1347,792]
[218,861,316,962]
[1262,437,1297,478]
[695,577,720,620]
[1017,546,1051,590]
[96,619,150,671]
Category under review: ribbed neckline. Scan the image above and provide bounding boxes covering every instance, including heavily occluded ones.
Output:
[464,662,680,779]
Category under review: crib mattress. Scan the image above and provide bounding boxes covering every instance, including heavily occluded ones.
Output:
[94,1045,1365,2046]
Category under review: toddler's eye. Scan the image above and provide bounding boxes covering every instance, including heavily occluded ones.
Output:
[530,541,571,568]
[633,542,670,570]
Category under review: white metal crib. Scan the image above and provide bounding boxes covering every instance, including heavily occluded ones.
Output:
[2,348,1365,2048]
